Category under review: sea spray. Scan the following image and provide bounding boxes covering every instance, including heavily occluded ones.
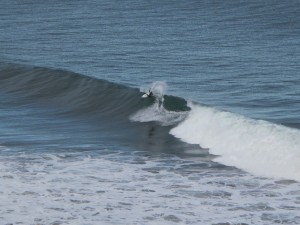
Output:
[150,81,168,98]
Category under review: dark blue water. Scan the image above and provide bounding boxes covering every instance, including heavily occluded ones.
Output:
[1,1,300,224]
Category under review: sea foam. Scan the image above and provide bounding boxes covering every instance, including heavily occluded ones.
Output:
[2,152,300,225]
[170,103,300,181]
[130,101,187,126]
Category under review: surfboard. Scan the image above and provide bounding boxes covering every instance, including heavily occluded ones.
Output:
[142,89,153,98]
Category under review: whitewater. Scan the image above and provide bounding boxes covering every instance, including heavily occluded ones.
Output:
[171,103,300,182]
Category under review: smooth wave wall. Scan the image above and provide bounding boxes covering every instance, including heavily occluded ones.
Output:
[171,103,300,181]
[0,63,144,118]
[0,63,189,118]
[0,62,193,155]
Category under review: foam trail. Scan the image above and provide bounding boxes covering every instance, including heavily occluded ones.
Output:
[171,103,300,181]
[130,101,187,126]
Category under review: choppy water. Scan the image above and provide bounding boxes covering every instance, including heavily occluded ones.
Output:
[1,1,300,224]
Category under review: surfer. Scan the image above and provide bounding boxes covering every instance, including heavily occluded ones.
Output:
[141,88,154,98]
[147,89,153,97]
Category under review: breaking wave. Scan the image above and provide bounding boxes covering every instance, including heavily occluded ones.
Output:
[1,62,300,181]
[171,103,300,181]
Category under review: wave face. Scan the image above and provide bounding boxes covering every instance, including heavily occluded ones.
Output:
[0,62,142,117]
[171,103,300,181]
[0,62,193,155]
[0,63,189,118]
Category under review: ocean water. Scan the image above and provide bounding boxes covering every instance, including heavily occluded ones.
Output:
[1,1,300,224]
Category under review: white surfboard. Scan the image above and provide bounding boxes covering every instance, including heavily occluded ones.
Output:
[142,88,153,98]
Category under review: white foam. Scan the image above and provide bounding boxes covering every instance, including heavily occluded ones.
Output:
[0,145,10,152]
[1,152,300,225]
[130,101,187,126]
[170,103,300,181]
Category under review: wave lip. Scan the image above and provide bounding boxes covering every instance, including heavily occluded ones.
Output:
[171,103,300,181]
